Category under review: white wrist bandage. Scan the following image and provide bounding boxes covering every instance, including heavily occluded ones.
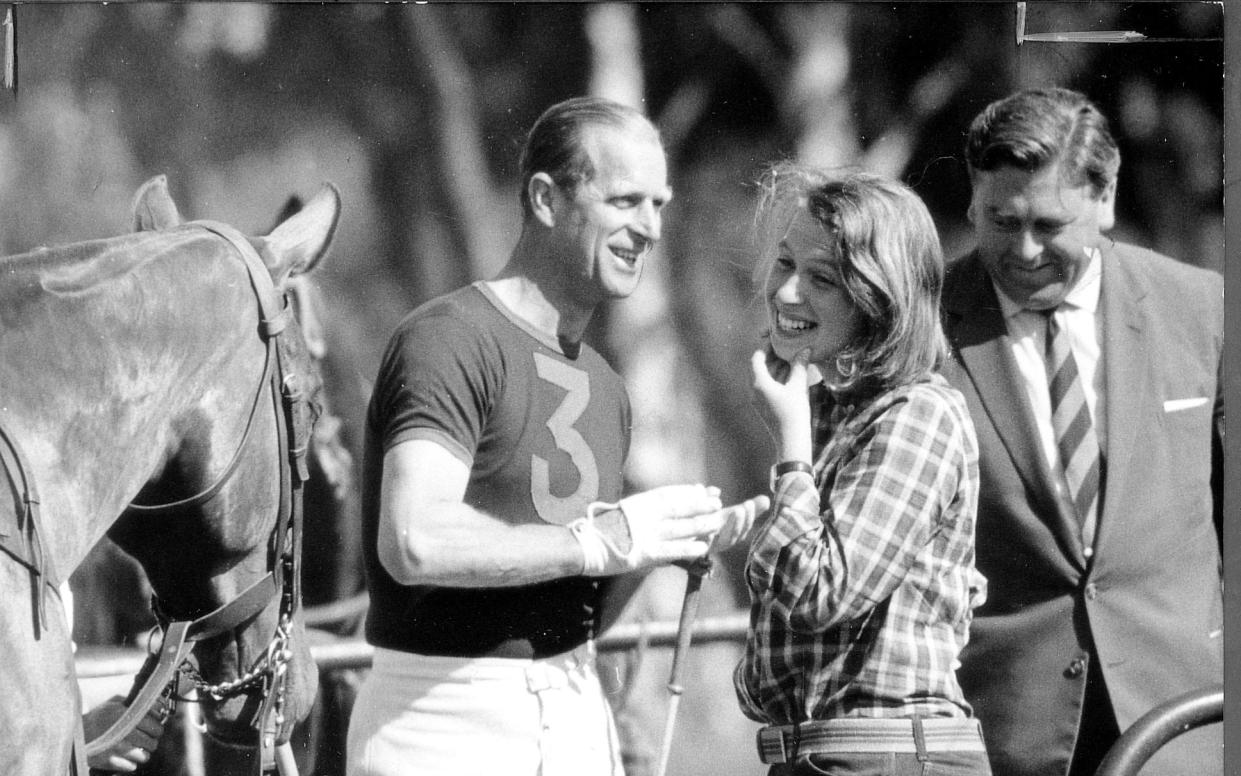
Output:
[568,501,627,576]
[569,487,720,575]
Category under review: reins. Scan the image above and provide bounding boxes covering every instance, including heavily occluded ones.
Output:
[80,220,313,776]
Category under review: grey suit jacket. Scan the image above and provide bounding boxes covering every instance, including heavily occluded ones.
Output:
[940,242,1223,776]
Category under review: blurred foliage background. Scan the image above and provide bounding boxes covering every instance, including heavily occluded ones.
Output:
[1,3,1222,775]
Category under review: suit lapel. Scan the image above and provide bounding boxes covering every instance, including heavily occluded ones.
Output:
[1096,245,1148,555]
[945,255,1083,561]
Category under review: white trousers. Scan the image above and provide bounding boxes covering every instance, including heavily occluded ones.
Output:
[346,642,624,776]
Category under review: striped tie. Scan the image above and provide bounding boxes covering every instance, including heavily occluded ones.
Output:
[1045,308,1100,553]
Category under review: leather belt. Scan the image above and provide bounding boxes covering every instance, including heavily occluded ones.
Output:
[757,716,986,763]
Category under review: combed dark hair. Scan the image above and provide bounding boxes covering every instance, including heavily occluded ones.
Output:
[518,96,660,217]
[753,163,949,398]
[965,87,1120,196]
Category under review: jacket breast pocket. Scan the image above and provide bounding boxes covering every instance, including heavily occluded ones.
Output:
[1148,394,1214,506]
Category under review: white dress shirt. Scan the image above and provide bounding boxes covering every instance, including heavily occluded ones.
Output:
[993,249,1105,553]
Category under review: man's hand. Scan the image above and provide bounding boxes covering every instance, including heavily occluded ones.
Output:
[571,484,725,575]
[570,487,773,575]
[83,694,169,773]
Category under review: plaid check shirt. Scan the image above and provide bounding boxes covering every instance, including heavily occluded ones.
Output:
[735,372,985,723]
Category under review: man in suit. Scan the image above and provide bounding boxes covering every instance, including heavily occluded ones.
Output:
[941,87,1223,776]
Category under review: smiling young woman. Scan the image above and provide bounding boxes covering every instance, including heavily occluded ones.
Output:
[737,165,991,776]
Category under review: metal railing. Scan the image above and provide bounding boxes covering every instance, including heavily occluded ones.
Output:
[74,613,751,679]
[74,611,750,776]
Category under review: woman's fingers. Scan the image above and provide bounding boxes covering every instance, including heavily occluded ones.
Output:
[784,348,811,387]
[710,494,771,551]
[751,348,776,389]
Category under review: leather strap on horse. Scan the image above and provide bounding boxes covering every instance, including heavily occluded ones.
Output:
[85,221,311,776]
[86,620,195,758]
[0,417,62,637]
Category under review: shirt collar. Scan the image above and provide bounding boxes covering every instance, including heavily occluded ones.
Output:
[994,246,1103,320]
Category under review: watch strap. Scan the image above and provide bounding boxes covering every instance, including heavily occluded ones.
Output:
[774,460,814,478]
[769,460,814,490]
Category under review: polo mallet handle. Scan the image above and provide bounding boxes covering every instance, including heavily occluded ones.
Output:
[275,741,300,776]
[654,555,711,776]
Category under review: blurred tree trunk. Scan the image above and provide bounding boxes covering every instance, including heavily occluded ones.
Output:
[386,7,488,300]
[403,7,509,282]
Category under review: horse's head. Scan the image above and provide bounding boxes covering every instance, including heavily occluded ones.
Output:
[109,176,341,768]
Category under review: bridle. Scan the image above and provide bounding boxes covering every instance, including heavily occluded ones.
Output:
[61,221,312,776]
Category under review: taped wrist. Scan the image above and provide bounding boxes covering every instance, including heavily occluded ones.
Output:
[568,501,628,576]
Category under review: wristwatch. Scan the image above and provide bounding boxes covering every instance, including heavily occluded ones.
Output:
[769,460,814,491]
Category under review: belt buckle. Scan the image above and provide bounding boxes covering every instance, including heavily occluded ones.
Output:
[756,725,790,764]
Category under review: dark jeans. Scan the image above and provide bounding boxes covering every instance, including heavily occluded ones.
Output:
[769,750,993,776]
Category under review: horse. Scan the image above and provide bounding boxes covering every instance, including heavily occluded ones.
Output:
[0,177,342,774]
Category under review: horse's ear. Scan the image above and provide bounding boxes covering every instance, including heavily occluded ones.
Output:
[260,182,341,284]
[268,195,305,234]
[131,175,184,232]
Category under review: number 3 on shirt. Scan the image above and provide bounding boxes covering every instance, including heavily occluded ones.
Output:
[531,353,599,524]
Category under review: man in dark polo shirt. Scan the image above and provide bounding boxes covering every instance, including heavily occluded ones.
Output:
[346,96,764,776]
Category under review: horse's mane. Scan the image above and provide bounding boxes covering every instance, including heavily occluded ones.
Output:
[2,229,203,297]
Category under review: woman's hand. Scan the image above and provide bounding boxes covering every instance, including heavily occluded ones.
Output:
[750,345,813,464]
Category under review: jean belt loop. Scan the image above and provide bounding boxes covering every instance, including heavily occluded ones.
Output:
[790,721,801,760]
[911,715,929,763]
[525,662,554,694]
[572,640,595,671]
